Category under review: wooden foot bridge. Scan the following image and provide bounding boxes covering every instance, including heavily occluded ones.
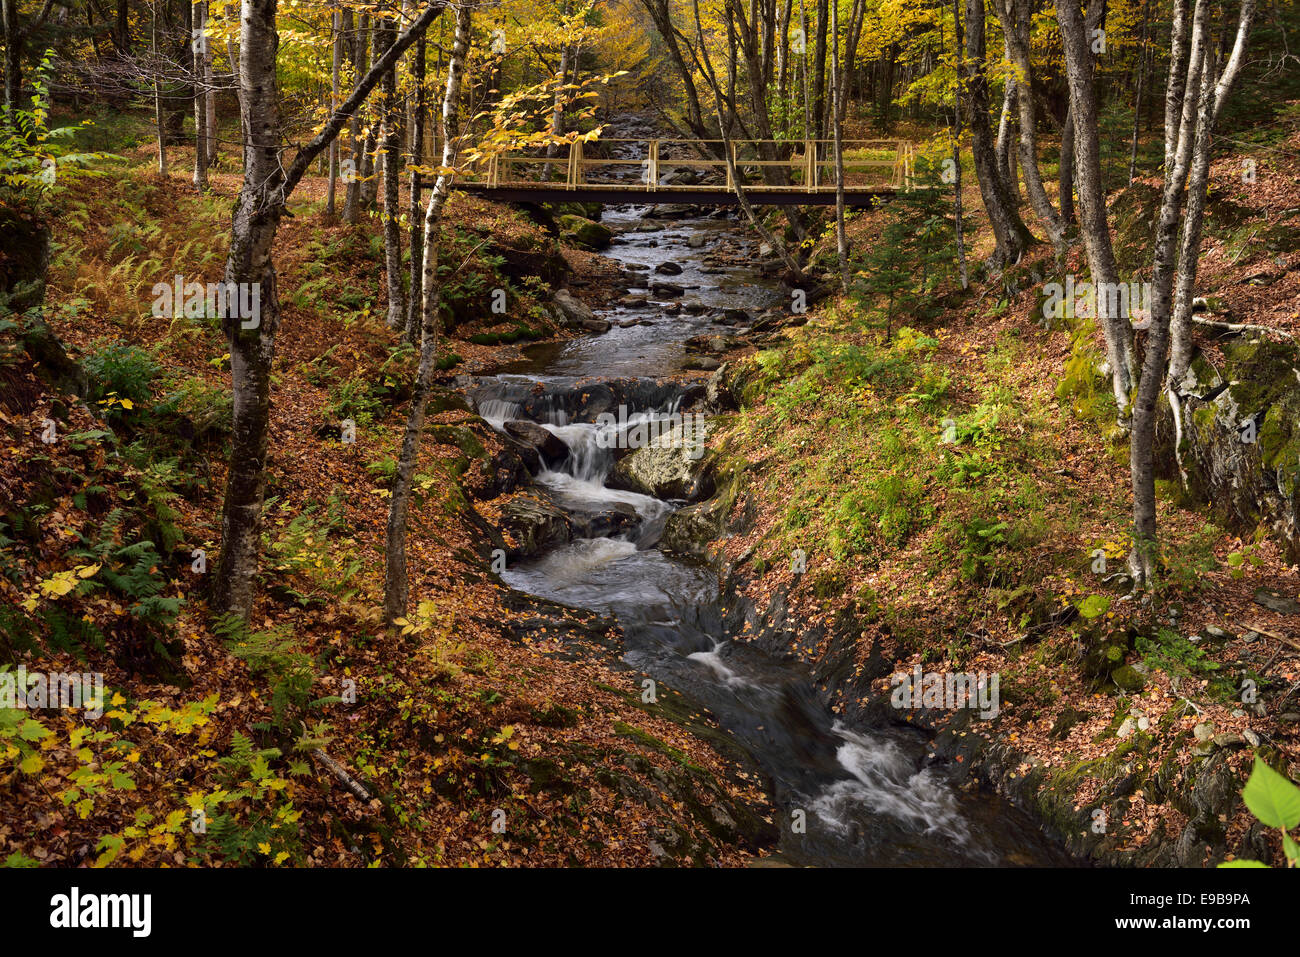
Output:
[448,138,915,207]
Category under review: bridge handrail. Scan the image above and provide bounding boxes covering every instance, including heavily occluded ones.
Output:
[467,138,914,192]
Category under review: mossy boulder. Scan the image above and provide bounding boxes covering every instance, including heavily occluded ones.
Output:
[607,422,714,501]
[1164,335,1300,560]
[558,215,613,251]
[1111,664,1146,693]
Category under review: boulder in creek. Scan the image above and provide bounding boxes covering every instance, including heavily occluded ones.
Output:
[580,317,612,334]
[607,421,714,501]
[646,203,697,219]
[654,261,684,275]
[687,233,709,249]
[661,496,728,560]
[553,288,595,326]
[651,281,686,297]
[499,492,573,559]
[503,420,569,466]
[558,214,613,250]
[576,502,641,538]
[685,333,739,355]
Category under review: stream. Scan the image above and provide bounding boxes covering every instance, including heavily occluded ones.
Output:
[465,120,1073,867]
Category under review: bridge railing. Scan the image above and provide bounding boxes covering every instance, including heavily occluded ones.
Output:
[463,138,913,192]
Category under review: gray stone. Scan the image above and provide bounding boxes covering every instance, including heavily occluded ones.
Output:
[553,289,595,326]
[608,422,713,501]
[503,420,568,465]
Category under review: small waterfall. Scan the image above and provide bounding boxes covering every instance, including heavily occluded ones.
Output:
[477,398,521,430]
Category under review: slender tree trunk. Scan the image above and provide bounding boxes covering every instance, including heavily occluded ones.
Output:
[691,0,806,281]
[1056,0,1136,415]
[542,0,573,181]
[1165,0,1257,486]
[1059,101,1076,224]
[359,16,381,209]
[798,0,811,138]
[963,0,1033,266]
[378,17,405,328]
[830,0,848,290]
[812,0,827,137]
[154,3,167,174]
[2,0,23,115]
[386,2,471,623]
[948,0,968,288]
[406,32,426,341]
[327,8,341,222]
[1127,0,1151,183]
[215,0,446,620]
[192,0,208,190]
[993,0,1065,250]
[204,0,217,166]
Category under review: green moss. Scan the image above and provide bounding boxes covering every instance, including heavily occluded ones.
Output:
[612,721,708,774]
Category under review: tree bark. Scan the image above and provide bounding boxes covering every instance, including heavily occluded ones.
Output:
[1055,0,1136,416]
[406,32,426,341]
[343,8,362,223]
[214,0,446,620]
[192,0,208,190]
[963,0,1033,267]
[378,17,405,329]
[385,2,471,623]
[831,0,848,290]
[327,8,342,222]
[992,0,1065,251]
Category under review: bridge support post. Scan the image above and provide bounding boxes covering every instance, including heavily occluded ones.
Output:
[649,140,659,191]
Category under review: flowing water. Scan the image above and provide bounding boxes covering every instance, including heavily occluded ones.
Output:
[467,124,1072,866]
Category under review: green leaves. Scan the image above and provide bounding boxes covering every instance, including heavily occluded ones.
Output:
[1242,757,1300,831]
[1221,757,1300,868]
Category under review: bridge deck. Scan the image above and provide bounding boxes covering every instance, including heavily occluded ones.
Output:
[435,138,914,208]
[451,182,894,206]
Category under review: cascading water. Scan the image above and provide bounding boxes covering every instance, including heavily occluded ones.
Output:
[465,117,1072,866]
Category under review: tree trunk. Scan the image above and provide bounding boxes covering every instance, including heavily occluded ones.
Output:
[386,2,471,623]
[964,0,1033,266]
[153,3,167,174]
[359,17,381,210]
[1055,0,1136,416]
[1059,101,1076,225]
[327,9,341,222]
[3,0,28,113]
[542,0,572,181]
[343,8,362,223]
[949,0,968,289]
[215,0,446,621]
[192,0,208,190]
[205,0,217,166]
[406,32,426,341]
[811,0,827,138]
[1127,0,1151,183]
[830,0,848,290]
[992,0,1065,250]
[378,17,405,329]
